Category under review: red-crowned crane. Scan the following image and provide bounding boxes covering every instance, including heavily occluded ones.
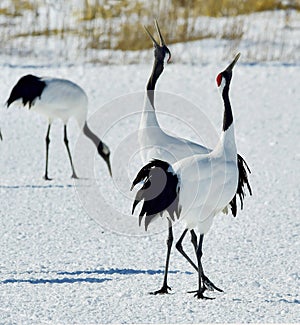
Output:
[139,21,250,218]
[6,75,112,179]
[136,21,251,295]
[132,53,251,299]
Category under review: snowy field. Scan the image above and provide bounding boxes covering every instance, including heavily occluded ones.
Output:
[0,18,300,324]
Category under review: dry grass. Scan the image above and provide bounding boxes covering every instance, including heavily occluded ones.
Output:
[75,0,299,51]
[76,0,249,51]
[0,0,37,16]
[0,0,299,63]
[171,0,299,16]
[14,28,74,38]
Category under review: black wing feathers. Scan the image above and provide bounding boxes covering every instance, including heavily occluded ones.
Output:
[6,74,46,109]
[131,159,180,231]
[229,154,252,217]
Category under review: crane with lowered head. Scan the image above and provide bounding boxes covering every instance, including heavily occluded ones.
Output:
[6,75,112,179]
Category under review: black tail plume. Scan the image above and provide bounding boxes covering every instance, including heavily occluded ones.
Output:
[229,154,252,217]
[131,159,181,231]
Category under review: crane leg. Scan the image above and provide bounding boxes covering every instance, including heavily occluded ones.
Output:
[189,231,223,298]
[64,125,79,179]
[176,229,223,293]
[188,233,214,299]
[176,229,198,271]
[151,219,173,295]
[44,124,52,180]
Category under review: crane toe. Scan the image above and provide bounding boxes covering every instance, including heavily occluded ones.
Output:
[202,275,223,292]
[188,289,215,300]
[150,284,171,295]
[71,173,79,179]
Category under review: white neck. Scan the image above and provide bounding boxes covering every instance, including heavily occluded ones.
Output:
[214,123,237,161]
[140,93,160,129]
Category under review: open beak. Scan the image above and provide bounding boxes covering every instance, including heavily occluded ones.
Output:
[144,20,171,63]
[154,20,171,63]
[154,19,166,46]
[144,25,159,47]
[144,19,166,47]
[226,53,241,72]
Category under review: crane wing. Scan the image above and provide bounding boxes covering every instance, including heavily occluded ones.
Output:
[131,159,181,231]
[229,154,252,217]
[6,74,46,109]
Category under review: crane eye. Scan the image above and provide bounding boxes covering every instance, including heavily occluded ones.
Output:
[216,73,222,87]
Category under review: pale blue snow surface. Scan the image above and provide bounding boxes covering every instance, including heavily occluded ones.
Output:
[0,61,299,323]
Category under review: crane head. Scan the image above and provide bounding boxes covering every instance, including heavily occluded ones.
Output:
[98,142,112,177]
[144,20,171,64]
[216,53,241,90]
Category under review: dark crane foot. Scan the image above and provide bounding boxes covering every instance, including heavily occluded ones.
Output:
[71,173,79,179]
[202,275,223,292]
[43,175,52,181]
[150,284,171,295]
[188,288,215,300]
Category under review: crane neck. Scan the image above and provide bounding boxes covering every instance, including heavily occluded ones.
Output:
[222,84,233,132]
[146,59,164,109]
[214,84,236,159]
[217,123,237,158]
[140,58,164,129]
[83,122,102,148]
[141,93,160,128]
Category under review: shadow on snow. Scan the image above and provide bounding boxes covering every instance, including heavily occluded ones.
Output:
[1,277,111,285]
[56,268,190,276]
[0,268,192,285]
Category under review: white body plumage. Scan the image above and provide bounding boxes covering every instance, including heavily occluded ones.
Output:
[139,96,210,164]
[26,78,88,128]
[173,125,238,233]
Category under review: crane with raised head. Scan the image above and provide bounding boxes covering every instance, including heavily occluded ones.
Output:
[136,21,251,295]
[132,53,251,299]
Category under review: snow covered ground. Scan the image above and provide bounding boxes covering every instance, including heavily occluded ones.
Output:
[0,59,299,323]
[0,9,300,321]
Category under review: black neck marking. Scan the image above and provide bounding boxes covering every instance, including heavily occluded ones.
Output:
[83,122,105,156]
[7,74,46,108]
[146,53,165,108]
[221,72,233,132]
[83,122,111,176]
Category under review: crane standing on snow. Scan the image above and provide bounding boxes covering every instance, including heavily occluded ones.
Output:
[6,75,112,180]
[135,21,251,295]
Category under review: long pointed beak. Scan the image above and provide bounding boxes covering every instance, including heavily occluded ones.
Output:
[226,53,241,72]
[105,157,112,177]
[144,25,159,47]
[154,20,171,63]
[154,19,166,46]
